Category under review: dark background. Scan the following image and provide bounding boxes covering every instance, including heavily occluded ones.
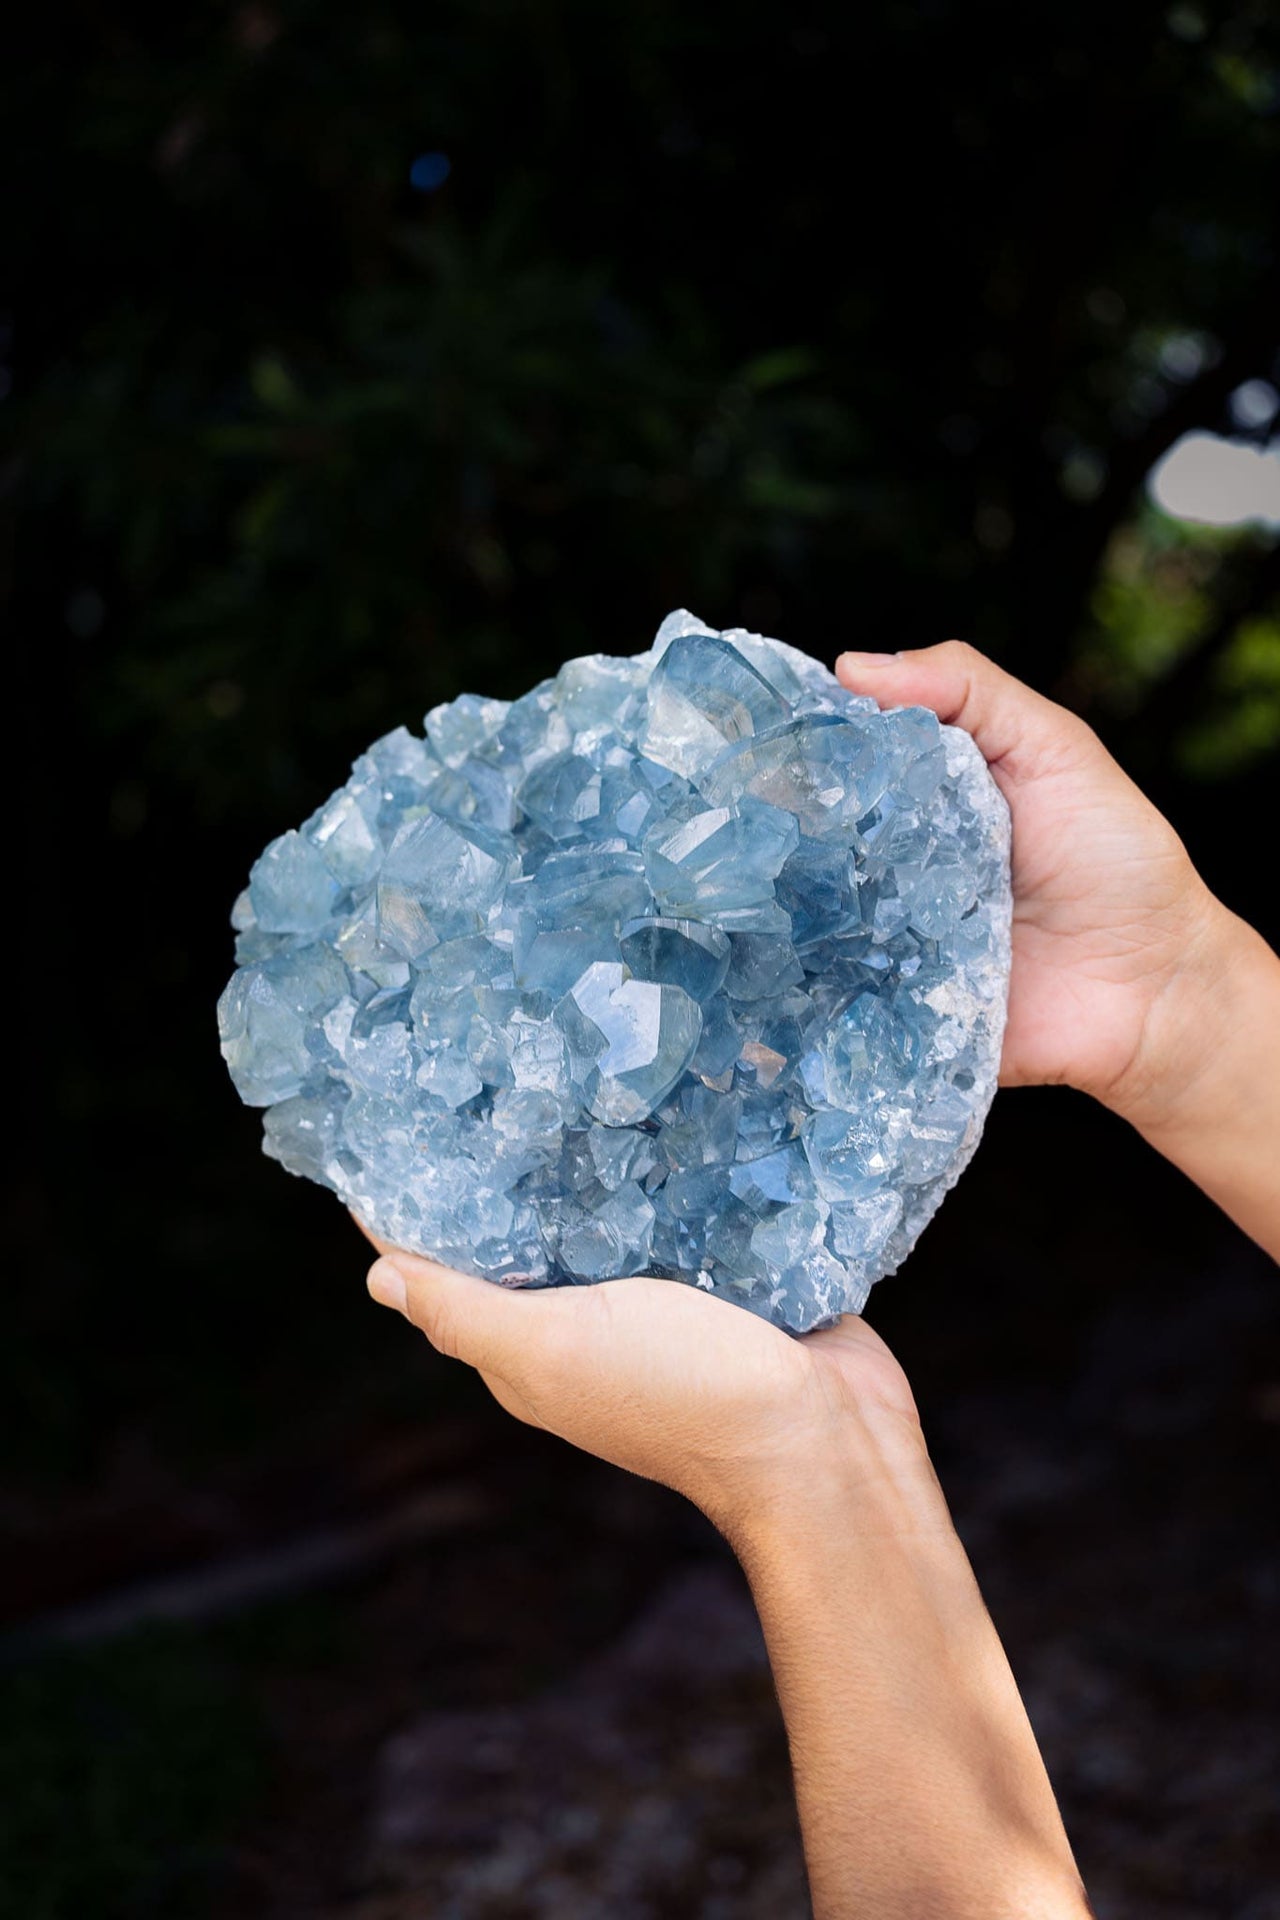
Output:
[5,5,1280,1916]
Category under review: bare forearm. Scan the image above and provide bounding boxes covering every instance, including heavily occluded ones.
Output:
[1123,903,1280,1262]
[732,1455,1091,1920]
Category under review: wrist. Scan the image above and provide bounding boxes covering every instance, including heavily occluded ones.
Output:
[1099,887,1251,1141]
[715,1409,957,1578]
[1092,892,1280,1261]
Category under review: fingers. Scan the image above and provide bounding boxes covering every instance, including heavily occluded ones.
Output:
[368,1255,552,1428]
[367,1248,531,1375]
[835,640,1090,784]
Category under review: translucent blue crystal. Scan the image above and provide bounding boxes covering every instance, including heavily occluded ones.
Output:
[218,611,1011,1333]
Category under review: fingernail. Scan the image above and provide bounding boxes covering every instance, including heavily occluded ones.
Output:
[367,1258,409,1317]
[838,650,899,669]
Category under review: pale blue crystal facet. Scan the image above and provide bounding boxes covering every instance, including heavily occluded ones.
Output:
[218,612,1011,1332]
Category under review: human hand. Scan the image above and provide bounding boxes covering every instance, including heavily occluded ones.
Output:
[836,641,1233,1138]
[362,1231,943,1545]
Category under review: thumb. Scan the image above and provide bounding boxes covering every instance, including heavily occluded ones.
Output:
[835,639,1091,789]
[367,1248,530,1374]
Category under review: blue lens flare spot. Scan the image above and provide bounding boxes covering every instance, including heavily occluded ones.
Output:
[409,152,452,193]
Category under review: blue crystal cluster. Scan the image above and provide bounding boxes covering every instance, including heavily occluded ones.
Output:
[219,612,1011,1331]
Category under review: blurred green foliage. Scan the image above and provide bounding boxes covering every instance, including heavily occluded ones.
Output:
[1183,612,1280,773]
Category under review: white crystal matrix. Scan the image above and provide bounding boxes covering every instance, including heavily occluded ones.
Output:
[218,612,1011,1332]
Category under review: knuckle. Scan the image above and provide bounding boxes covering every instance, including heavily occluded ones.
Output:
[1044,707,1102,769]
[936,637,983,672]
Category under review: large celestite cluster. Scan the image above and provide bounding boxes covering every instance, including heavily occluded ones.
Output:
[218,612,1011,1332]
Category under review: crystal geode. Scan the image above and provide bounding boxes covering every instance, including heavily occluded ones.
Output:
[218,612,1011,1332]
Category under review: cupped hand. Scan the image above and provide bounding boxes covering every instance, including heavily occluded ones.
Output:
[361,1231,940,1545]
[837,641,1226,1133]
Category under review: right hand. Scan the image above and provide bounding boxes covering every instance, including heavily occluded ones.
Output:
[836,641,1231,1139]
